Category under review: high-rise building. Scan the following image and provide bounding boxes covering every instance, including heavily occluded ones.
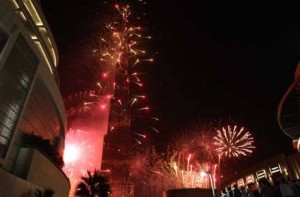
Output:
[0,0,69,196]
[101,63,135,197]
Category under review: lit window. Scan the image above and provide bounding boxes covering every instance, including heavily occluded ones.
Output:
[0,35,38,158]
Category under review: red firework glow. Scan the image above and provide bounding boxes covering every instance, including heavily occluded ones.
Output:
[62,1,157,196]
[129,147,218,197]
[63,128,105,196]
[171,156,218,189]
[93,1,156,147]
[64,145,79,163]
[170,133,218,188]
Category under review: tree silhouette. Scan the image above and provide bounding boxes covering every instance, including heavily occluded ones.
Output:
[75,170,111,197]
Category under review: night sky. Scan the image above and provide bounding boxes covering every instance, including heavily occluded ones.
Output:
[42,1,300,163]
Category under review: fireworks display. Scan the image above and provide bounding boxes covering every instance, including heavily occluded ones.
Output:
[64,0,157,147]
[171,126,218,163]
[62,1,156,196]
[129,126,221,196]
[170,126,218,189]
[63,128,104,196]
[100,1,156,147]
[170,153,218,189]
[59,1,257,196]
[213,125,255,158]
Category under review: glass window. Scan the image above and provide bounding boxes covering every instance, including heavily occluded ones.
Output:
[0,35,38,158]
[19,79,62,145]
[0,26,8,54]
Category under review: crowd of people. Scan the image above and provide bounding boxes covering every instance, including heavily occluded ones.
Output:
[220,177,300,197]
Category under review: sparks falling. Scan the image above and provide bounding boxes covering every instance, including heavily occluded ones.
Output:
[63,128,104,196]
[64,1,157,147]
[94,2,157,146]
[213,125,255,158]
[169,126,219,189]
[129,146,217,197]
[62,1,157,196]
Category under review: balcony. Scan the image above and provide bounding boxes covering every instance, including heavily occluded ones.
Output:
[14,147,70,197]
[0,167,44,196]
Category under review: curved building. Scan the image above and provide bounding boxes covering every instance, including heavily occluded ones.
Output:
[0,0,69,196]
[278,62,300,151]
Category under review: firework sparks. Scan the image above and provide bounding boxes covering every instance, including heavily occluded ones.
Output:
[165,124,221,189]
[170,154,217,189]
[63,128,104,196]
[213,125,255,158]
[65,1,155,132]
[93,1,157,147]
[63,2,157,195]
[129,146,217,197]
[134,133,147,138]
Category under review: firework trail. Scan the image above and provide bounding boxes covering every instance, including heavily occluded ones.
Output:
[63,1,157,196]
[99,2,155,138]
[129,147,218,197]
[64,0,157,146]
[169,125,219,189]
[213,125,255,158]
[129,125,220,196]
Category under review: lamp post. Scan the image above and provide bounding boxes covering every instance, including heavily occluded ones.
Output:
[200,171,216,197]
[218,154,222,189]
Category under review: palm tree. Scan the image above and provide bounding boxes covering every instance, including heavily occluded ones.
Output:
[75,170,111,197]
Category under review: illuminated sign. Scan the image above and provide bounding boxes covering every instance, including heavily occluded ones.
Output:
[256,169,267,180]
[245,174,255,184]
[237,178,245,187]
[269,164,282,174]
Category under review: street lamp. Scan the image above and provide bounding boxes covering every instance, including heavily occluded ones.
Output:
[218,153,222,189]
[200,170,216,197]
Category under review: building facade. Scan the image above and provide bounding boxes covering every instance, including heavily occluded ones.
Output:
[0,0,69,196]
[223,153,300,190]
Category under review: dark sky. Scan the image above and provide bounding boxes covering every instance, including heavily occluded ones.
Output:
[42,1,300,162]
[147,2,300,160]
